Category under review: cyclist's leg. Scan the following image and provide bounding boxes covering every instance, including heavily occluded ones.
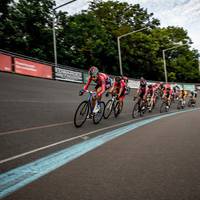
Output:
[91,86,101,111]
[183,96,186,105]
[96,87,103,103]
[166,93,170,106]
[119,95,125,110]
[150,94,154,110]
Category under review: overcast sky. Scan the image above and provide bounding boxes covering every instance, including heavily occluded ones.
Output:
[56,0,200,52]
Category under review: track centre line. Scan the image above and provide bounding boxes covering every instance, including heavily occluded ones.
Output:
[1,108,198,164]
[0,109,199,199]
[0,121,73,136]
[0,112,164,165]
[0,111,132,136]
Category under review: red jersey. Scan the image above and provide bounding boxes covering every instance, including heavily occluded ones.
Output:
[113,79,126,90]
[84,73,108,96]
[163,83,173,95]
[145,87,156,97]
[153,83,160,91]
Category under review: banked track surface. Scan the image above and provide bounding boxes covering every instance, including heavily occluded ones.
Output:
[0,72,200,199]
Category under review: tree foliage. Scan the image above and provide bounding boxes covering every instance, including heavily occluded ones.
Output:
[0,0,199,82]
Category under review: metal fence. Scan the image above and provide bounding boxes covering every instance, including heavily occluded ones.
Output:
[0,49,198,90]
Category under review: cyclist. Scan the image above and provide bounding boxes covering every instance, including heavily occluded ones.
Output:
[107,76,126,112]
[173,84,180,100]
[162,83,173,109]
[179,89,187,106]
[192,90,197,101]
[122,76,130,95]
[145,84,156,111]
[158,82,165,97]
[160,82,165,90]
[134,77,147,110]
[153,83,160,91]
[80,66,112,113]
[189,91,197,106]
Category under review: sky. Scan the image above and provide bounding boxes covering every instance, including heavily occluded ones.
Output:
[56,0,200,52]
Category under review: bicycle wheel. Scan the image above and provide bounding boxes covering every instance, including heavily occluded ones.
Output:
[114,101,123,118]
[187,99,192,107]
[140,101,146,116]
[74,101,89,128]
[132,102,141,118]
[104,100,114,119]
[177,100,181,110]
[160,102,167,113]
[93,101,105,124]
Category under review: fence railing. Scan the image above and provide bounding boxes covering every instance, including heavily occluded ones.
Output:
[0,49,198,90]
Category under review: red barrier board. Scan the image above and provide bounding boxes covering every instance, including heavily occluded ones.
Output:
[14,58,52,79]
[0,54,12,72]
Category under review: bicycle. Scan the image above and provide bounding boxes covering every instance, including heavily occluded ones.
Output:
[146,94,155,112]
[187,97,196,107]
[177,97,185,109]
[104,93,123,119]
[74,90,105,128]
[160,97,170,113]
[132,96,145,118]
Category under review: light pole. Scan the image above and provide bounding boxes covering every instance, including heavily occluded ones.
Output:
[199,59,200,75]
[52,0,76,67]
[117,27,148,76]
[162,43,187,83]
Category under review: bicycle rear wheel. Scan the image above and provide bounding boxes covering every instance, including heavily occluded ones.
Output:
[93,101,105,124]
[74,101,89,128]
[104,100,114,119]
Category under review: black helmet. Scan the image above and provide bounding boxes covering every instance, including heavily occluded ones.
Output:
[148,84,152,88]
[115,76,121,83]
[122,76,128,83]
[140,77,147,87]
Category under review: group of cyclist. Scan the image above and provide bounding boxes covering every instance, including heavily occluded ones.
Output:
[80,66,129,115]
[80,66,198,115]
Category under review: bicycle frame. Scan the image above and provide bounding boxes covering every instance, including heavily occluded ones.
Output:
[108,94,118,109]
[85,90,96,114]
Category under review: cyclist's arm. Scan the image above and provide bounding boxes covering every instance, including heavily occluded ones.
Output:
[109,82,116,93]
[97,80,106,97]
[168,90,173,99]
[143,89,149,99]
[118,81,125,97]
[118,87,124,97]
[83,77,92,91]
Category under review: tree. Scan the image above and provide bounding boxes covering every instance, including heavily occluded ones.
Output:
[1,0,199,82]
[0,0,55,61]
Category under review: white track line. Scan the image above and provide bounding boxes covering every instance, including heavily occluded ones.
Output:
[0,109,196,164]
[0,114,154,165]
[0,112,132,136]
[0,121,73,136]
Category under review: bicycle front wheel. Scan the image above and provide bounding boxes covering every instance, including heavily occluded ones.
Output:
[132,103,141,118]
[114,101,123,118]
[74,101,89,128]
[104,100,114,119]
[93,101,105,124]
[187,99,192,107]
[160,102,167,113]
[177,100,181,110]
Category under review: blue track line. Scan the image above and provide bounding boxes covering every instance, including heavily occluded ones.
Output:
[0,108,199,198]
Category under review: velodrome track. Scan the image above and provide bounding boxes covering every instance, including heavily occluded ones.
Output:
[0,72,200,199]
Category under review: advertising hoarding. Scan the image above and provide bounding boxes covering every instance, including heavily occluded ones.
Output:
[14,58,52,79]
